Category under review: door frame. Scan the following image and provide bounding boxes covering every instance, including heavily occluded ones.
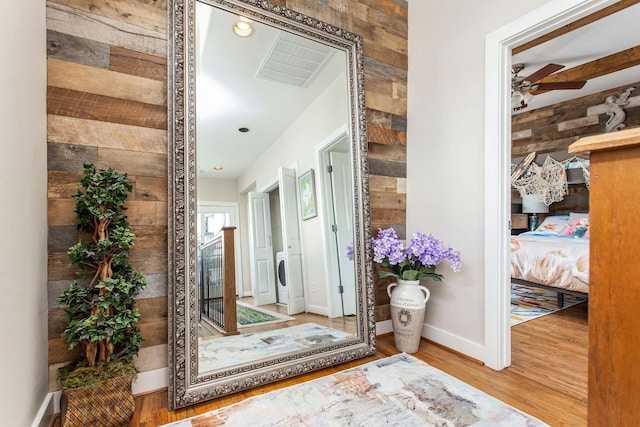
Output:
[278,166,306,315]
[247,192,277,305]
[483,0,617,370]
[316,125,350,318]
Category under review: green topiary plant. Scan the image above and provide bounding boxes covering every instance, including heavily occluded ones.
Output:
[58,164,146,376]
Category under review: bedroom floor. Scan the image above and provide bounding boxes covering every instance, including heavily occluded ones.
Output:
[126,303,589,426]
[511,300,588,405]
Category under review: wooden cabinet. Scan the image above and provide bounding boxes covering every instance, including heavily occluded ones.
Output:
[569,127,640,426]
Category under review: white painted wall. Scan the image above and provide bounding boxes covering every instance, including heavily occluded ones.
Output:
[197,177,239,202]
[0,1,49,425]
[407,0,552,361]
[238,74,348,312]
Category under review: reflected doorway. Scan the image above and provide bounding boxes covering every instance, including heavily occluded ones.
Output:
[197,202,243,333]
[318,131,356,318]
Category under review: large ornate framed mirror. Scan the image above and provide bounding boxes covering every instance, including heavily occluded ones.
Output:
[168,0,375,409]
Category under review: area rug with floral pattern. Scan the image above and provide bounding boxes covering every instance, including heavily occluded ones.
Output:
[511,284,587,326]
[164,353,547,426]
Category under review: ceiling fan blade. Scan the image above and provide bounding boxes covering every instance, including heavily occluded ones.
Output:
[524,63,565,84]
[531,81,587,91]
[533,46,640,87]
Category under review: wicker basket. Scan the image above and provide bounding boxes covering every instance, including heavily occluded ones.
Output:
[60,374,135,427]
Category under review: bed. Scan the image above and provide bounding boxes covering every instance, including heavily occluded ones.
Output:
[510,213,590,307]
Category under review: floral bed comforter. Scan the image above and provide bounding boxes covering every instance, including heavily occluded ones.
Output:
[510,234,589,294]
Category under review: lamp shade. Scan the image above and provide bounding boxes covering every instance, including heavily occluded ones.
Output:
[522,195,549,214]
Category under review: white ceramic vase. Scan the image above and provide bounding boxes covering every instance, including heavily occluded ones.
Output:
[387,279,431,354]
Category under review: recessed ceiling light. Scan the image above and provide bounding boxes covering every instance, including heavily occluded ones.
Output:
[233,16,254,37]
[238,127,249,133]
[213,166,223,171]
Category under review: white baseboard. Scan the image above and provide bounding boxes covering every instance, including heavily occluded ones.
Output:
[31,392,55,427]
[132,367,169,395]
[379,319,485,362]
[305,304,329,316]
[421,323,486,363]
[375,319,393,335]
[52,391,62,417]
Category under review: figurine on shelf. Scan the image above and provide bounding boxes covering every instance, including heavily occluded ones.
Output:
[605,86,635,133]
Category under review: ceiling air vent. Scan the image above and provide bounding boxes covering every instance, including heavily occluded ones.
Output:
[256,32,334,88]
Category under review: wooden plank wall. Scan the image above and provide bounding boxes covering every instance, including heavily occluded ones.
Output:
[46,0,408,389]
[46,0,169,391]
[511,82,640,217]
[512,81,640,158]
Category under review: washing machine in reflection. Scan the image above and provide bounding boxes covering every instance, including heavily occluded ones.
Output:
[276,251,288,304]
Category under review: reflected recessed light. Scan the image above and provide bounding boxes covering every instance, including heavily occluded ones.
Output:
[233,17,254,37]
[213,166,223,171]
[238,127,249,133]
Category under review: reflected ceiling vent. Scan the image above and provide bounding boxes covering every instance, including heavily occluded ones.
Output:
[256,32,334,88]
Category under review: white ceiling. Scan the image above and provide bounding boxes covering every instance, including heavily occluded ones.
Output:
[196,3,345,179]
[512,2,640,113]
[195,2,640,171]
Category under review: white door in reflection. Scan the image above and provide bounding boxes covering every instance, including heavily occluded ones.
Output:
[278,167,305,315]
[328,152,356,316]
[248,192,277,306]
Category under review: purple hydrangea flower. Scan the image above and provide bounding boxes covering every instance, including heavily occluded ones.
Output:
[371,227,405,265]
[346,242,354,261]
[371,227,462,281]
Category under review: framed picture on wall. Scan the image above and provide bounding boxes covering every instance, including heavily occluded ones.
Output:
[298,169,317,220]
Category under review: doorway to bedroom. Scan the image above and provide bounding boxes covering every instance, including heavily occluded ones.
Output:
[485,0,636,375]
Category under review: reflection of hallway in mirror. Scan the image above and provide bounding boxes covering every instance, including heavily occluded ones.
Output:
[198,296,356,340]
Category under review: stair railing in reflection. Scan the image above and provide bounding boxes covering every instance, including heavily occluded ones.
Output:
[199,226,238,335]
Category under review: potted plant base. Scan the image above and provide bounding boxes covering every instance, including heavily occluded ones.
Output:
[59,359,137,427]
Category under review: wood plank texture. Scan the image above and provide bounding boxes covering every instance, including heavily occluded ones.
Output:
[368,142,406,162]
[47,0,407,380]
[48,170,83,199]
[47,142,98,172]
[512,82,640,157]
[368,125,406,146]
[47,29,110,68]
[132,176,168,201]
[47,87,167,129]
[368,159,406,177]
[50,0,166,33]
[369,191,405,210]
[48,58,166,105]
[48,115,167,154]
[369,175,400,193]
[46,1,166,57]
[97,149,167,178]
[586,140,640,424]
[109,46,167,82]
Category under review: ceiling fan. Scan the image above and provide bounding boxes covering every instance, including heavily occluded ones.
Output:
[511,63,587,111]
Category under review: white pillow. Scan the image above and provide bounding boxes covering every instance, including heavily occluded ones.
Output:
[531,215,569,235]
[569,212,589,223]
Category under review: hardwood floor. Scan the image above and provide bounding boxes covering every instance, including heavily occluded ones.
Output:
[56,303,589,426]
